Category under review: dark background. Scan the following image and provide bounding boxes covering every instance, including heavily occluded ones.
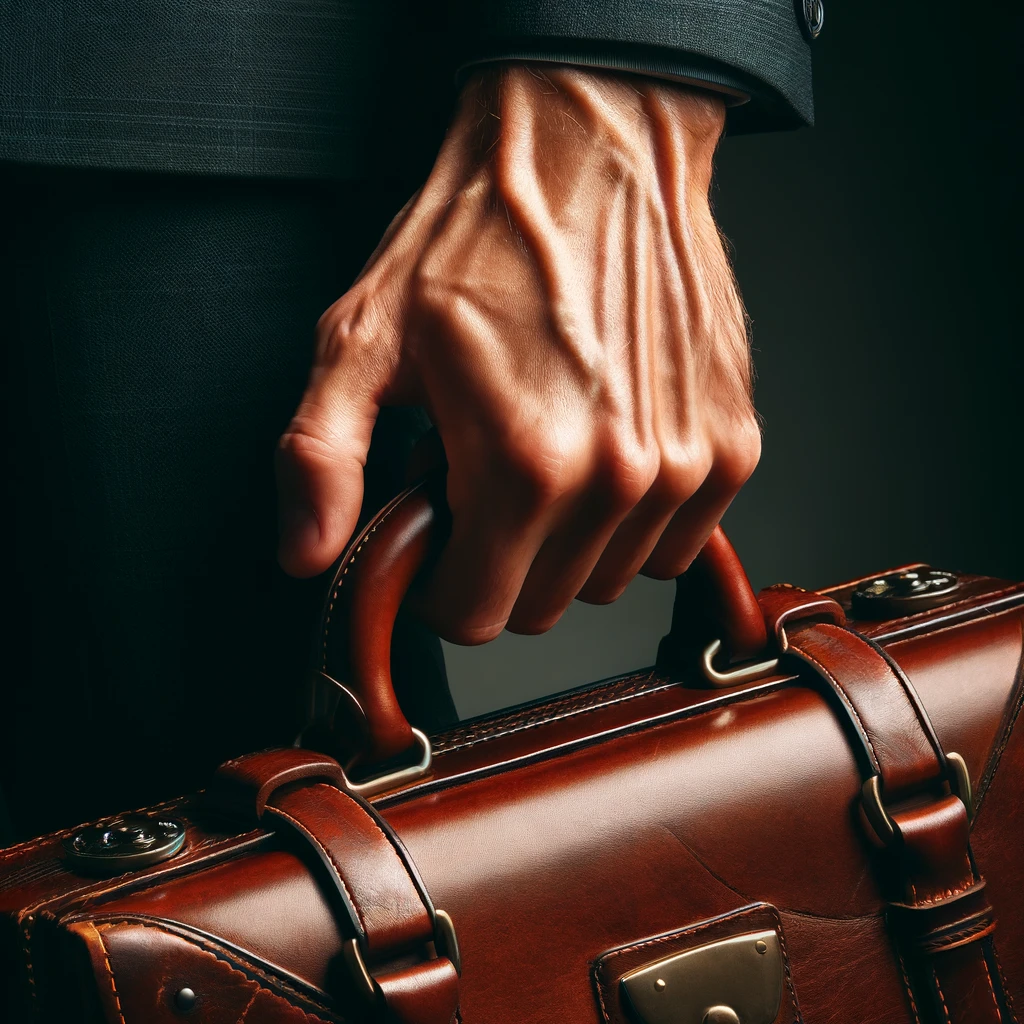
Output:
[444,0,1024,716]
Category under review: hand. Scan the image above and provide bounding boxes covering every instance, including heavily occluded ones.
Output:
[277,64,760,644]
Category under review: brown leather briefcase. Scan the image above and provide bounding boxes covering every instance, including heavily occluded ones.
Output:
[2,480,1022,1024]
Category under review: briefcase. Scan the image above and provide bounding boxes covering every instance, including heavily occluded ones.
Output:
[2,479,1022,1024]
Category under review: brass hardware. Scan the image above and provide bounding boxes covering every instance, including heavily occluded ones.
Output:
[434,909,462,975]
[62,816,186,875]
[946,752,974,819]
[701,639,780,688]
[340,728,433,798]
[342,939,376,1005]
[861,774,897,846]
[620,929,783,1024]
[861,749,973,847]
[850,569,960,619]
[343,906,460,1004]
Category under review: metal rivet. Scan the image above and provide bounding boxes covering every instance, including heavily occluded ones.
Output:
[174,987,196,1012]
[703,1007,741,1024]
[755,939,768,954]
[654,978,667,991]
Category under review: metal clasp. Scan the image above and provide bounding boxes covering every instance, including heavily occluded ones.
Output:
[339,728,433,799]
[343,908,461,1005]
[861,751,974,846]
[621,929,783,1024]
[701,639,780,688]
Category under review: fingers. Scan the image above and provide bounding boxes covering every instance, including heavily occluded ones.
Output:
[414,425,758,643]
[572,430,760,609]
[411,431,577,643]
[277,302,399,577]
[506,456,654,633]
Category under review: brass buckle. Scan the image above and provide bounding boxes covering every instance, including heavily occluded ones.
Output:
[340,728,433,799]
[701,639,780,688]
[343,909,461,1005]
[861,751,973,846]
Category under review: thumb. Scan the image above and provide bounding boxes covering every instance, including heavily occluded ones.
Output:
[276,362,381,578]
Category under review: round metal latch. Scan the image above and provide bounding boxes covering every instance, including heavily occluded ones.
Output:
[851,569,960,619]
[62,816,186,875]
[801,0,825,40]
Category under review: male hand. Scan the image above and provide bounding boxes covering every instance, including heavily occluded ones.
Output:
[277,65,760,644]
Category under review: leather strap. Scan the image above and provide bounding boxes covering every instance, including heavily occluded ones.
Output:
[207,750,460,1024]
[760,587,1012,1024]
[888,797,1011,1023]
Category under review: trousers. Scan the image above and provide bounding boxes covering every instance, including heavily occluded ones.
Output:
[0,165,455,843]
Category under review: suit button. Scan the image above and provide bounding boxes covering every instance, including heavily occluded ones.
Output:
[801,0,825,39]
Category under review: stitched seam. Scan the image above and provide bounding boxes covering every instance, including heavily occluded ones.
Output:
[992,943,1019,1022]
[856,582,1024,632]
[910,866,976,906]
[93,927,126,1024]
[321,502,405,672]
[933,967,953,1024]
[593,961,614,1024]
[918,918,996,952]
[789,640,882,772]
[898,951,924,1024]
[63,830,263,916]
[91,920,329,1019]
[432,672,662,754]
[266,806,367,935]
[773,921,802,1022]
[236,986,261,1022]
[20,915,36,1000]
[980,951,1003,1020]
[0,795,192,863]
[975,619,1024,817]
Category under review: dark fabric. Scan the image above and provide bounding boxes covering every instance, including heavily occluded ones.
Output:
[0,1,813,180]
[0,165,456,842]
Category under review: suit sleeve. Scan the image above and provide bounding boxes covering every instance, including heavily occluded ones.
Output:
[451,0,819,132]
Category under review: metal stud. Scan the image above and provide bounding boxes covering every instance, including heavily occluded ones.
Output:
[174,987,196,1012]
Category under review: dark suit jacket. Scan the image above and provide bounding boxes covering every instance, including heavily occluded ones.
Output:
[0,1,815,181]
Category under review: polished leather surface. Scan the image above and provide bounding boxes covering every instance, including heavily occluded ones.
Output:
[784,621,945,794]
[2,563,1022,1022]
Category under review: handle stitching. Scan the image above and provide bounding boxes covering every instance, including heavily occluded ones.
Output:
[321,501,406,673]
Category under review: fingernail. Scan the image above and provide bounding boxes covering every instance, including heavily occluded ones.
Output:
[278,501,321,563]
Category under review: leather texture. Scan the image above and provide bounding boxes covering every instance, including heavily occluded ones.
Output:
[1,488,1022,1023]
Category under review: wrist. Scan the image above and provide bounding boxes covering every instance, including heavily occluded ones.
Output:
[458,63,724,196]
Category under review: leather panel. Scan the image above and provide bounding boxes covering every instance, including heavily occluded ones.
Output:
[967,675,1024,1017]
[65,919,335,1022]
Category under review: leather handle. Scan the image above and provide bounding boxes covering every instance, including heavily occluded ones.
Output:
[312,475,768,770]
